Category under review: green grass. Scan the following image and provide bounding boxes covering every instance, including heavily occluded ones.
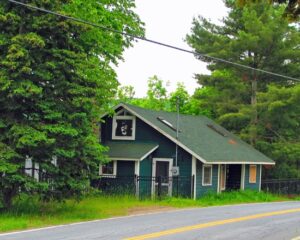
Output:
[160,190,289,208]
[0,194,158,232]
[0,191,295,233]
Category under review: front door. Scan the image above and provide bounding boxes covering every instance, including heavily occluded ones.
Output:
[152,158,173,197]
[226,165,241,190]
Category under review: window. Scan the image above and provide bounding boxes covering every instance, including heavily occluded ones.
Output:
[112,116,136,140]
[99,161,117,176]
[249,165,257,183]
[24,156,39,181]
[157,117,178,132]
[25,156,32,176]
[202,165,212,186]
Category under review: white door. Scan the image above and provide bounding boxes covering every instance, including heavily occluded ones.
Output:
[152,158,173,197]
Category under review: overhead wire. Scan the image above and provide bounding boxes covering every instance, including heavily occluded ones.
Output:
[7,0,300,82]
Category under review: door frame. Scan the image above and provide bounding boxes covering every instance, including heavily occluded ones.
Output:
[152,158,173,197]
[218,164,226,193]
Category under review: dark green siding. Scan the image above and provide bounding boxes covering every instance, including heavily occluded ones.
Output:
[111,161,135,194]
[101,116,112,143]
[140,157,152,176]
[196,161,219,198]
[103,117,192,177]
[136,118,176,158]
[244,164,261,191]
[102,116,194,198]
[117,161,135,176]
[139,157,152,198]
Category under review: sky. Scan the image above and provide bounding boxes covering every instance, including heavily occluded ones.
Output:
[115,0,229,97]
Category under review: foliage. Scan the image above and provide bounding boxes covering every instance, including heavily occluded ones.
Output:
[162,190,288,207]
[257,84,300,178]
[0,191,292,232]
[186,0,300,178]
[118,76,211,116]
[0,0,144,209]
[117,85,136,101]
[237,0,300,20]
[0,193,159,232]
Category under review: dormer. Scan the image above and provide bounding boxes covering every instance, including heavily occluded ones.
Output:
[112,108,136,140]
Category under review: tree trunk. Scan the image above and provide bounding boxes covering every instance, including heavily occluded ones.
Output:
[2,188,15,210]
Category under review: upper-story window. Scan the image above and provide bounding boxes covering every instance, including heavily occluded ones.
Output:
[112,111,136,140]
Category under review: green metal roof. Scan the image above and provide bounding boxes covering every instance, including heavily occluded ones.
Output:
[117,103,274,165]
[106,141,159,161]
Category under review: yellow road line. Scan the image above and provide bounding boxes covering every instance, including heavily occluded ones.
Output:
[291,236,300,240]
[124,208,300,240]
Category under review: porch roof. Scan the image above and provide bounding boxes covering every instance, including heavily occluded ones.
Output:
[105,141,159,161]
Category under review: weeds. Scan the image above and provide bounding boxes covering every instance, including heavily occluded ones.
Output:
[0,191,295,233]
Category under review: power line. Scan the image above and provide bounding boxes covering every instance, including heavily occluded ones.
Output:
[7,0,300,82]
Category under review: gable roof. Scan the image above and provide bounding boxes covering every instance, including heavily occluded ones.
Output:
[103,103,275,165]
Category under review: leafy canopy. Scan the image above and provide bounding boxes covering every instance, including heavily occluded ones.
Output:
[0,0,144,208]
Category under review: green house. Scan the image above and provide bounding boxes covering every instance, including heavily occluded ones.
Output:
[99,103,275,199]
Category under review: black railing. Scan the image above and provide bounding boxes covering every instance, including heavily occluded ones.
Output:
[92,175,195,199]
[261,179,300,195]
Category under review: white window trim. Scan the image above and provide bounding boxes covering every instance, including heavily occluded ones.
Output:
[249,165,257,183]
[202,164,213,186]
[259,165,262,192]
[99,161,117,177]
[218,164,226,192]
[112,115,136,140]
[192,156,197,199]
[240,164,245,190]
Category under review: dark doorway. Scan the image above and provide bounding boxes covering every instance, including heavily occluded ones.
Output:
[154,161,171,197]
[226,165,241,190]
[156,161,169,178]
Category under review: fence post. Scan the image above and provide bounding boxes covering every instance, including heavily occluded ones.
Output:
[135,175,139,199]
[176,176,179,197]
[157,176,162,199]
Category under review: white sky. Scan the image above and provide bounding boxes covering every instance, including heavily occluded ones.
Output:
[115,0,228,97]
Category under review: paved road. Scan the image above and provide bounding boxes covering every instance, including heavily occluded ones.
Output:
[1,201,300,240]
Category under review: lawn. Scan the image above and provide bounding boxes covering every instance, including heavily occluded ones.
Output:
[0,190,295,233]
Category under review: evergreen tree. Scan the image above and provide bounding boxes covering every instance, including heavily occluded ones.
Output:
[187,0,300,178]
[0,0,143,208]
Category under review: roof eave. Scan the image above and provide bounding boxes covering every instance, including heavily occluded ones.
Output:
[202,160,275,165]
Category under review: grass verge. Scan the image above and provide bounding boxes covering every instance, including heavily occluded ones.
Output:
[0,190,296,233]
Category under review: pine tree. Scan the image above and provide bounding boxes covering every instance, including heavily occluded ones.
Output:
[187,0,300,178]
[0,0,143,208]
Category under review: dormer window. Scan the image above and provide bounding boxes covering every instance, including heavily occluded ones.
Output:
[112,115,136,140]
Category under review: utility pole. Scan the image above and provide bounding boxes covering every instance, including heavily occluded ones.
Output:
[175,96,180,166]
